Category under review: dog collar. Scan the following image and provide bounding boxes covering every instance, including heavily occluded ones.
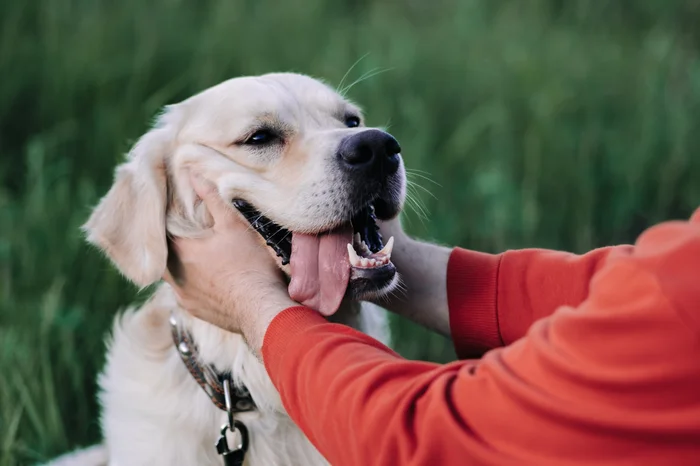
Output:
[169,313,256,414]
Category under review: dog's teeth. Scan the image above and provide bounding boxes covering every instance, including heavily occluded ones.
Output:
[354,233,362,245]
[376,236,394,259]
[347,243,361,267]
[349,240,393,268]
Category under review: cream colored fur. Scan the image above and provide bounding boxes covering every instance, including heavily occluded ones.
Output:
[50,73,398,466]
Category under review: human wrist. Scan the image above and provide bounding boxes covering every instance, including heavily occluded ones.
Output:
[381,235,421,303]
[372,235,452,336]
[240,284,297,357]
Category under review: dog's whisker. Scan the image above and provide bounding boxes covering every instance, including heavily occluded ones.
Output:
[406,170,441,187]
[337,52,371,96]
[404,203,428,230]
[404,189,430,222]
[256,217,280,231]
[407,179,438,201]
[405,199,429,231]
[395,285,409,300]
[241,206,278,235]
[339,67,380,95]
[253,205,277,221]
[391,277,408,294]
[339,67,394,95]
[403,195,422,219]
[405,167,435,176]
[406,182,432,211]
[387,280,408,301]
[378,292,392,306]
[271,228,292,249]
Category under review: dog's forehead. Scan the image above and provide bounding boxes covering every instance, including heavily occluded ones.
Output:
[187,73,353,122]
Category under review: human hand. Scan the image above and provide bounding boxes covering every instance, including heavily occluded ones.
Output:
[164,173,297,354]
[374,216,452,336]
[376,216,408,245]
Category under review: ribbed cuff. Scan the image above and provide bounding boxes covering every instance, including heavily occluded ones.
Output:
[262,306,326,378]
[447,248,503,358]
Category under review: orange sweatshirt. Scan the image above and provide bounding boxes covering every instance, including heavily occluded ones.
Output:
[262,208,700,466]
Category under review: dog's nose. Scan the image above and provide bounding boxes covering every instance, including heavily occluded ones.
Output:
[337,129,401,177]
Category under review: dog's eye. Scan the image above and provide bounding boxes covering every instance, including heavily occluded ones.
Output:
[244,129,278,145]
[345,116,361,128]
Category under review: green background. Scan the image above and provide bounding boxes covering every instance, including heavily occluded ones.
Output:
[2,0,700,463]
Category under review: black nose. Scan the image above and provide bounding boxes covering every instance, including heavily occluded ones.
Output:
[337,129,401,177]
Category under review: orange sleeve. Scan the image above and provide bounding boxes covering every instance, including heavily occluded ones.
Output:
[447,245,633,357]
[262,209,700,466]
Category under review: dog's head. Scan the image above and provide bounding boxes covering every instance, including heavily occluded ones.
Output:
[83,73,405,315]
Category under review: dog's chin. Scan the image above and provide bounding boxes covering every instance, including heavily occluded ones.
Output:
[347,263,398,302]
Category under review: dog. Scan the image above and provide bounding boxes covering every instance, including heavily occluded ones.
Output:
[50,72,406,465]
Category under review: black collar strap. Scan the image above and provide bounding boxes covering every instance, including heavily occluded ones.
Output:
[169,313,256,413]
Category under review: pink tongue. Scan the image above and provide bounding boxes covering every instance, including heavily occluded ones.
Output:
[288,226,353,316]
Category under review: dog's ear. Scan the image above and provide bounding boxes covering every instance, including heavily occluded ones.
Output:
[83,125,172,287]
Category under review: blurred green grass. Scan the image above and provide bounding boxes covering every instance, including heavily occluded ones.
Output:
[2,0,700,463]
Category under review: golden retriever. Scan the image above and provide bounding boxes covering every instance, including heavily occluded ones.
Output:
[49,72,406,465]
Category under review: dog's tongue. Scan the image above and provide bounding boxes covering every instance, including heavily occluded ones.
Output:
[288,225,353,316]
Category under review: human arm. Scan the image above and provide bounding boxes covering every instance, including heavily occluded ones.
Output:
[376,218,633,356]
[370,218,452,336]
[263,209,700,466]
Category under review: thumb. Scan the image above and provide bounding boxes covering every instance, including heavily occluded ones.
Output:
[189,172,238,228]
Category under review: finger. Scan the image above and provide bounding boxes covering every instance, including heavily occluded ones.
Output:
[189,172,238,228]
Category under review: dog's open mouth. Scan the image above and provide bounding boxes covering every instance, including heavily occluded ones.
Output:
[346,204,395,269]
[233,200,396,315]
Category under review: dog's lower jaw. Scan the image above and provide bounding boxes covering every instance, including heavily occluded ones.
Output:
[98,284,389,466]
